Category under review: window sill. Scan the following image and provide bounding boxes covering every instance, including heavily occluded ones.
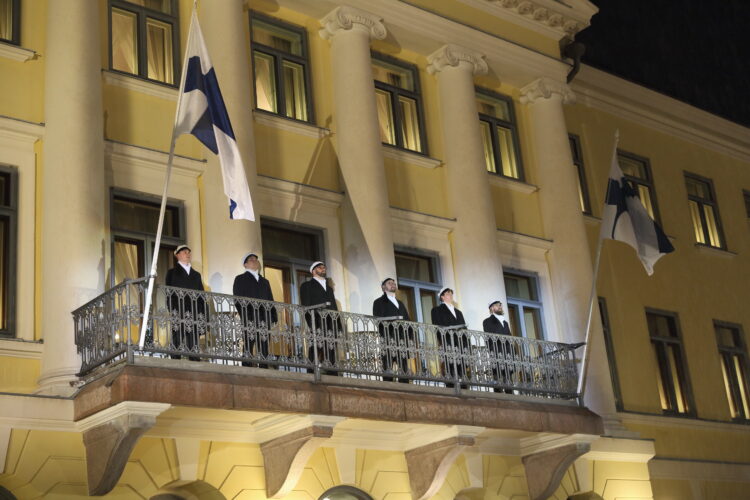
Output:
[102,70,178,101]
[0,41,35,62]
[488,173,538,194]
[253,110,330,139]
[0,337,43,359]
[695,243,735,258]
[381,145,442,169]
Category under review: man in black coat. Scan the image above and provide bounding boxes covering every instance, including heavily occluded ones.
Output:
[165,245,205,360]
[483,300,514,393]
[233,252,277,368]
[430,287,469,386]
[299,261,339,374]
[372,277,411,382]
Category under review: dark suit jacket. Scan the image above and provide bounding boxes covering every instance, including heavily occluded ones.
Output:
[300,278,338,310]
[482,315,511,335]
[165,264,206,317]
[233,271,277,324]
[372,294,410,321]
[430,303,465,327]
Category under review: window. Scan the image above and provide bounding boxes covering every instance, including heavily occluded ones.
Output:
[569,134,591,214]
[110,190,185,287]
[598,298,623,410]
[504,271,544,339]
[617,151,660,222]
[394,249,441,323]
[109,0,179,85]
[251,14,312,122]
[0,166,17,338]
[715,321,750,421]
[0,0,19,45]
[685,174,725,249]
[646,310,694,415]
[477,89,523,180]
[373,53,427,153]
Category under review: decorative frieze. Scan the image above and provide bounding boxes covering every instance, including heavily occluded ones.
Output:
[426,44,488,75]
[319,5,387,41]
[491,0,587,35]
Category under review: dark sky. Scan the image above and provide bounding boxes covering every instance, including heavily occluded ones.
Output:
[574,0,750,128]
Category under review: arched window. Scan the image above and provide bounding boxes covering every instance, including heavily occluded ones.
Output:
[319,485,373,500]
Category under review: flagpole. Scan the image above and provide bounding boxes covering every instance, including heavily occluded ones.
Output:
[138,7,197,349]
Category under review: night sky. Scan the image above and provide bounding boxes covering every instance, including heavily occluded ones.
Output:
[573,0,750,128]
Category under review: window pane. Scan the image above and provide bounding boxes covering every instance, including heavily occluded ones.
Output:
[702,204,722,247]
[398,96,422,152]
[653,344,670,410]
[396,286,416,321]
[497,126,519,178]
[0,216,7,330]
[372,60,414,91]
[0,172,10,207]
[0,0,11,41]
[523,308,542,340]
[375,89,395,145]
[261,225,319,262]
[112,197,178,237]
[744,192,750,218]
[667,344,689,413]
[636,184,655,219]
[123,0,172,14]
[114,239,144,285]
[647,313,678,338]
[419,289,437,325]
[734,354,750,418]
[254,52,277,113]
[507,304,521,338]
[476,94,510,121]
[716,325,739,348]
[569,137,581,162]
[688,200,706,244]
[618,155,647,179]
[576,165,587,212]
[282,60,307,121]
[252,18,302,56]
[686,177,711,200]
[480,121,496,173]
[146,18,173,84]
[395,253,434,283]
[504,274,536,301]
[112,8,139,75]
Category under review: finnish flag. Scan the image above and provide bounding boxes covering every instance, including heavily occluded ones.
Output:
[600,136,674,275]
[173,11,254,221]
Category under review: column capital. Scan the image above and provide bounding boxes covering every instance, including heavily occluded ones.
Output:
[427,44,488,76]
[319,6,387,41]
[520,77,576,105]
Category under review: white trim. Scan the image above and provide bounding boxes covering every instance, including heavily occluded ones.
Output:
[0,394,75,431]
[76,401,172,432]
[382,146,442,169]
[0,339,43,359]
[105,140,206,178]
[102,70,179,101]
[0,116,44,143]
[497,228,552,250]
[620,411,750,434]
[695,243,737,259]
[488,174,539,193]
[0,42,35,62]
[520,432,599,456]
[0,425,9,474]
[583,436,656,463]
[257,174,344,209]
[253,110,331,139]
[649,457,750,483]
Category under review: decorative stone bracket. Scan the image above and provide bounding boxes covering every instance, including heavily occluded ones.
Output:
[522,442,590,500]
[261,425,335,498]
[405,436,476,500]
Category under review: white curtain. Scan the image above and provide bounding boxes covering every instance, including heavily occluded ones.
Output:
[111,9,137,74]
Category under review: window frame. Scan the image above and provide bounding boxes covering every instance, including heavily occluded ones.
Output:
[504,269,546,340]
[372,51,428,155]
[476,87,524,181]
[569,134,591,214]
[714,320,750,422]
[617,150,662,224]
[108,0,181,87]
[0,0,20,46]
[646,308,696,417]
[743,189,750,219]
[250,12,315,124]
[0,165,18,338]
[394,247,442,324]
[598,297,623,410]
[684,172,726,250]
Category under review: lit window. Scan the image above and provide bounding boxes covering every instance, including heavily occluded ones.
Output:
[0,0,20,45]
[251,14,312,122]
[617,151,660,222]
[598,297,623,410]
[569,134,591,214]
[647,310,694,415]
[504,271,544,339]
[715,322,750,421]
[394,250,440,324]
[373,54,426,153]
[477,89,523,180]
[685,174,725,249]
[109,0,179,85]
[0,166,17,337]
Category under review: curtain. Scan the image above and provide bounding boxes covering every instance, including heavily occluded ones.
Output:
[375,90,394,145]
[147,19,172,83]
[254,52,277,112]
[111,9,138,74]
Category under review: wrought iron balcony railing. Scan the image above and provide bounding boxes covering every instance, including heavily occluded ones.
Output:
[72,279,580,399]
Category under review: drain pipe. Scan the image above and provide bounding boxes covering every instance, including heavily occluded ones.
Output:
[562,40,586,83]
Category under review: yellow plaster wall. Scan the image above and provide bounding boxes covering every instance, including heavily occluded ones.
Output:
[624,424,750,463]
[482,455,528,499]
[385,158,450,218]
[356,449,411,499]
[0,356,40,393]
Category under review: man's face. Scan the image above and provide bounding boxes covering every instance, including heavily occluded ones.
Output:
[312,264,327,278]
[244,255,260,271]
[382,279,397,293]
[490,302,504,315]
[441,290,454,304]
[176,249,191,264]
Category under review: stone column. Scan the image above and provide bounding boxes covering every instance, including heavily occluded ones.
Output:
[38,0,106,395]
[427,45,507,328]
[320,6,396,313]
[199,1,262,293]
[520,78,619,428]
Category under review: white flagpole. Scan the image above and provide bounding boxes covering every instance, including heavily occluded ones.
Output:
[138,5,197,349]
[576,130,619,399]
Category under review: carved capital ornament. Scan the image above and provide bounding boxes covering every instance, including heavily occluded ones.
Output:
[520,77,576,105]
[427,44,488,76]
[319,6,387,41]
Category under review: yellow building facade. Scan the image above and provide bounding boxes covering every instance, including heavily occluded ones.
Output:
[0,0,748,499]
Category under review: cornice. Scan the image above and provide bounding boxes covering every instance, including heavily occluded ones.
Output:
[105,140,206,178]
[488,173,538,193]
[0,339,43,360]
[0,393,75,431]
[620,411,750,433]
[390,206,456,236]
[102,70,178,101]
[0,115,44,146]
[427,44,488,76]
[497,227,552,251]
[76,401,171,431]
[572,65,750,163]
[382,145,442,169]
[0,42,35,62]
[257,174,344,209]
[520,77,575,105]
[319,5,387,41]
[253,111,331,139]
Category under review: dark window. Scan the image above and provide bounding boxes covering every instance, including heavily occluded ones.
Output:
[569,134,591,214]
[373,53,427,154]
[110,189,185,287]
[715,321,750,421]
[319,486,374,500]
[685,173,725,249]
[598,297,623,410]
[646,310,694,416]
[251,13,313,122]
[0,0,20,45]
[617,151,660,223]
[743,190,750,218]
[0,166,17,338]
[109,0,179,85]
[394,249,441,323]
[504,271,544,339]
[477,89,523,180]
